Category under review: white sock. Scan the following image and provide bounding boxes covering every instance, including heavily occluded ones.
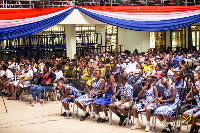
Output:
[161,120,168,128]
[66,110,70,114]
[135,118,140,125]
[105,116,109,120]
[146,121,150,126]
[96,114,100,118]
[83,111,86,116]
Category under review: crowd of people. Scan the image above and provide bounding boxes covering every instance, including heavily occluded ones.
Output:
[0,48,200,133]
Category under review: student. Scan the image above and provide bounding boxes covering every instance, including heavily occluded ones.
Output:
[172,71,186,88]
[131,77,158,132]
[155,77,180,133]
[153,71,172,87]
[183,85,200,133]
[96,61,106,78]
[109,73,133,126]
[75,70,105,121]
[30,65,56,107]
[92,73,117,123]
[57,80,81,117]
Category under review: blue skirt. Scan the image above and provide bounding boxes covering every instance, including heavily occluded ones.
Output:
[93,97,111,106]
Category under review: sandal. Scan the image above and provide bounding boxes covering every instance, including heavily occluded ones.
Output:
[7,97,14,100]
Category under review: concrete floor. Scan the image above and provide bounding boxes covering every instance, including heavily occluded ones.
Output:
[0,95,197,133]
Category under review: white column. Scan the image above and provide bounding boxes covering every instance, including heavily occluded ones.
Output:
[166,30,171,48]
[65,24,76,59]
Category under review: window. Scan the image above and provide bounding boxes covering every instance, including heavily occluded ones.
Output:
[106,25,118,52]
[171,28,186,51]
[76,26,96,46]
[150,31,166,50]
[191,25,200,50]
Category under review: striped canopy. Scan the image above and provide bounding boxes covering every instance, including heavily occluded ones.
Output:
[1,6,200,40]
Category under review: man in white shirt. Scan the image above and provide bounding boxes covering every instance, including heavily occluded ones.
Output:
[54,64,64,81]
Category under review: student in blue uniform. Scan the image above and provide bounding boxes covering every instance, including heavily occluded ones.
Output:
[184,85,200,133]
[92,73,117,123]
[131,77,158,132]
[75,70,105,121]
[155,76,179,133]
[57,80,81,117]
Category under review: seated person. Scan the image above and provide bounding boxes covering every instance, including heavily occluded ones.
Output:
[148,64,162,80]
[128,64,143,85]
[54,64,64,82]
[172,71,186,88]
[92,73,117,123]
[194,71,200,88]
[57,80,81,117]
[75,70,105,121]
[174,61,185,71]
[30,65,56,107]
[155,77,180,133]
[109,73,133,126]
[95,61,106,78]
[64,62,76,83]
[16,63,33,100]
[183,85,200,133]
[153,71,172,87]
[131,77,158,132]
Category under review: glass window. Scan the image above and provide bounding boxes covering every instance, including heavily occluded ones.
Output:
[171,28,186,51]
[191,25,200,50]
[150,31,166,50]
[106,25,118,52]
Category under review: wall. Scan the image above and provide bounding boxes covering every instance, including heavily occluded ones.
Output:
[118,28,150,53]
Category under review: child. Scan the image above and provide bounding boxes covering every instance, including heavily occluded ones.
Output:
[92,73,117,123]
[75,70,105,121]
[155,77,180,133]
[109,73,133,126]
[57,80,81,117]
[131,77,158,132]
[184,85,200,133]
[172,71,186,88]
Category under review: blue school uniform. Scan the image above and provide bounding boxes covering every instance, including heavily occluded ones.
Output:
[93,82,116,106]
[134,85,156,111]
[155,85,179,117]
[60,85,81,103]
[75,79,102,105]
[185,93,200,117]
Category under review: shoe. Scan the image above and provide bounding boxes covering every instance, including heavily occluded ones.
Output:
[31,101,36,106]
[131,124,142,130]
[119,116,126,126]
[61,112,66,116]
[34,103,40,107]
[97,118,102,123]
[85,112,90,117]
[145,125,150,132]
[80,116,86,121]
[64,112,72,117]
[101,118,109,123]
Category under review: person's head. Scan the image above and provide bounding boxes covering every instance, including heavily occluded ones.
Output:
[74,54,78,59]
[191,85,198,94]
[106,73,114,83]
[175,71,183,81]
[150,62,156,69]
[43,65,49,73]
[21,58,25,64]
[56,64,62,71]
[161,77,169,86]
[118,73,128,83]
[136,64,142,69]
[178,51,182,56]
[106,59,110,64]
[24,63,29,71]
[156,64,162,71]
[98,61,103,68]
[145,76,152,87]
[95,70,101,79]
[12,57,16,62]
[69,62,75,70]
[161,71,167,77]
[178,61,182,67]
[37,59,41,64]
[57,80,64,89]
[2,65,7,70]
[82,61,87,67]
[42,57,46,63]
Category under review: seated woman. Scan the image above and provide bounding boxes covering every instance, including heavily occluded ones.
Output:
[154,77,180,133]
[172,71,186,88]
[92,73,117,123]
[57,80,81,117]
[75,70,105,121]
[183,85,200,133]
[30,65,56,107]
[131,77,158,132]
[153,71,172,87]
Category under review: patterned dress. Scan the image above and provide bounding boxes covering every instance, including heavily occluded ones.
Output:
[60,85,81,103]
[134,85,156,112]
[185,93,200,116]
[93,82,116,106]
[155,85,179,117]
[117,83,133,100]
[75,79,102,105]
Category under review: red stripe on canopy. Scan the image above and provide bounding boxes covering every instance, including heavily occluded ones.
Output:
[0,7,72,20]
[78,6,200,13]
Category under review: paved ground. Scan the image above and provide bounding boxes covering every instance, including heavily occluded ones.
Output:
[0,95,197,133]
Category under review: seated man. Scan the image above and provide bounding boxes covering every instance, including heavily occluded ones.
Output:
[109,73,133,126]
